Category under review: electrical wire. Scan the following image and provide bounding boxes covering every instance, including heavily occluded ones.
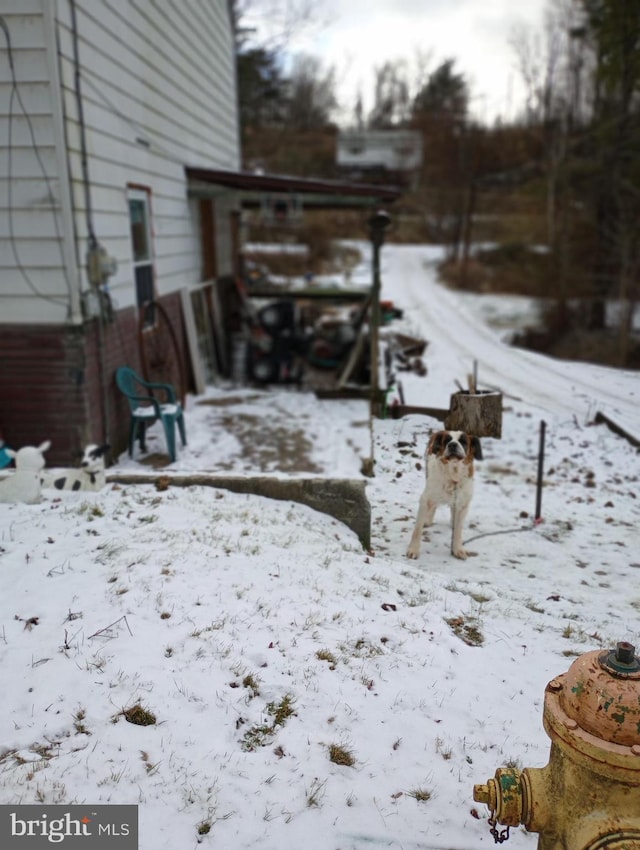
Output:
[68,0,111,449]
[464,525,534,545]
[0,15,71,310]
[79,72,188,166]
[69,0,97,250]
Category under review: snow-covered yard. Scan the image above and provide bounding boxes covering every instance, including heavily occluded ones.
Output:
[1,244,639,850]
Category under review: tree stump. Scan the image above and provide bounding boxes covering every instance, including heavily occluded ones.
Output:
[444,390,502,438]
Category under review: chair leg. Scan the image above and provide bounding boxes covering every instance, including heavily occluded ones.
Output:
[161,417,177,463]
[177,413,187,447]
[129,419,147,456]
[128,419,136,457]
[138,421,147,453]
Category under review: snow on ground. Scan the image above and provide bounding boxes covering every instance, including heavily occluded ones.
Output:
[1,245,639,850]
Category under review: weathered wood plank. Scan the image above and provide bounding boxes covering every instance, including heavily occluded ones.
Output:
[388,405,449,421]
[594,411,640,448]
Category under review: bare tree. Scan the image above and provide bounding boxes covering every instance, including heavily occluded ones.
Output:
[582,0,640,334]
[510,10,563,125]
[509,0,640,360]
[233,0,325,52]
[368,60,411,128]
[286,53,337,129]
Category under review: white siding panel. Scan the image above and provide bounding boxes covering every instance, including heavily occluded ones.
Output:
[2,0,240,324]
[0,2,43,16]
[62,86,238,176]
[0,5,75,324]
[0,294,71,323]
[0,147,57,178]
[66,12,230,119]
[0,238,67,267]
[0,267,70,297]
[2,49,49,83]
[0,13,46,49]
[69,182,128,215]
[0,114,57,148]
[155,252,200,279]
[0,177,62,209]
[0,80,57,115]
[69,164,186,210]
[57,3,239,168]
[56,44,238,165]
[0,210,63,239]
[153,215,197,239]
[75,211,129,241]
[59,0,241,304]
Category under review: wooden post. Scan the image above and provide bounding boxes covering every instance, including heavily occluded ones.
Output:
[445,390,502,438]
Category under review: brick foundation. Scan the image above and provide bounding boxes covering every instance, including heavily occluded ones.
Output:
[0,293,189,466]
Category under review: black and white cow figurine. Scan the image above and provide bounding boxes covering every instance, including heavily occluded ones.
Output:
[42,443,110,492]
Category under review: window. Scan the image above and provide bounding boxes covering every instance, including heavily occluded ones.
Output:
[128,188,155,324]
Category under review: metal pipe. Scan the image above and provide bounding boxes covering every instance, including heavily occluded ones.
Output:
[535,419,546,521]
[368,210,391,417]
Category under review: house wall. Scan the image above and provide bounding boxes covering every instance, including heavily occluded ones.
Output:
[0,0,240,465]
[0,325,91,458]
[56,0,241,312]
[1,0,240,325]
[0,0,79,325]
[82,290,189,464]
[0,289,188,465]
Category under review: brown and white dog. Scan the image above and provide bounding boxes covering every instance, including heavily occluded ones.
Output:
[406,430,482,561]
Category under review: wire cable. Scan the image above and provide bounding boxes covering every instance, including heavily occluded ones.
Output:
[69,0,97,250]
[79,72,188,166]
[464,525,534,545]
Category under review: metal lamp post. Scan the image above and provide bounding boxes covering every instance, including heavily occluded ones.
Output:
[368,210,391,416]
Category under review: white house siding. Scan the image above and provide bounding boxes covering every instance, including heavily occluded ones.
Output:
[57,0,240,311]
[2,0,240,324]
[0,0,79,324]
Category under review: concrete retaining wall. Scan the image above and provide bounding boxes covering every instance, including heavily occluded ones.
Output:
[107,473,371,549]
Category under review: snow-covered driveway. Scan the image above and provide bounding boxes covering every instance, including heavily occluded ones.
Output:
[378,244,639,429]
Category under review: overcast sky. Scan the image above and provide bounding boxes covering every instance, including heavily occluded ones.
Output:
[246,0,549,125]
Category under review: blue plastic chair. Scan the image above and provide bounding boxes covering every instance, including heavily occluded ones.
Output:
[115,367,186,462]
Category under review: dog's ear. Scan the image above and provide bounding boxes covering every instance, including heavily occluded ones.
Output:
[38,441,51,454]
[428,431,446,456]
[95,444,110,458]
[470,436,483,460]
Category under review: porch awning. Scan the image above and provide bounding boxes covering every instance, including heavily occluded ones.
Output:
[185,166,402,210]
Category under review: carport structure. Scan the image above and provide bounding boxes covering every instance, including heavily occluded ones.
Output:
[185,167,402,212]
[185,167,402,400]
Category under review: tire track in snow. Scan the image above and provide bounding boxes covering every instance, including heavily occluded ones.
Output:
[382,245,639,426]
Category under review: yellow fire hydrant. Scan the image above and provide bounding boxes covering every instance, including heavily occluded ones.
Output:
[473,641,640,850]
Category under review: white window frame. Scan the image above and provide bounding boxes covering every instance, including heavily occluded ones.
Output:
[127,187,156,325]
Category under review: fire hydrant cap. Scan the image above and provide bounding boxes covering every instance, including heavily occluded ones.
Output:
[560,643,640,747]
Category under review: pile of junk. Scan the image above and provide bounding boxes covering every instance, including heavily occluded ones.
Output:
[244,297,368,385]
[241,293,426,390]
